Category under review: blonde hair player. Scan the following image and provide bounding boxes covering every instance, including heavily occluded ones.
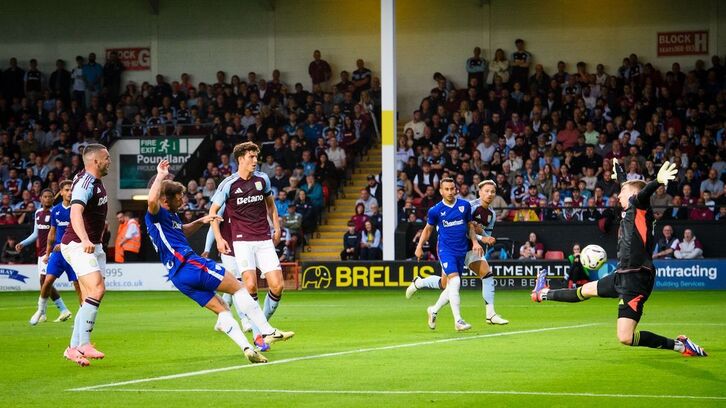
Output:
[465,180,508,324]
[531,159,707,357]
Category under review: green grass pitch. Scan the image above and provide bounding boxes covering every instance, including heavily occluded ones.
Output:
[0,289,724,407]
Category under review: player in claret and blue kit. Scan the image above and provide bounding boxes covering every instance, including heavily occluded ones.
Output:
[29,180,82,325]
[531,159,707,357]
[406,177,483,331]
[145,160,293,364]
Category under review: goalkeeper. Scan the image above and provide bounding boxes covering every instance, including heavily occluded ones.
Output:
[530,159,707,357]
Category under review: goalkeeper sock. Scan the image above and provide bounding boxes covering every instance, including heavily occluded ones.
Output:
[416,276,442,289]
[546,287,588,302]
[481,276,496,318]
[631,330,676,350]
[215,311,253,350]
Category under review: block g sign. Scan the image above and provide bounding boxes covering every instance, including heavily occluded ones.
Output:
[301,262,439,289]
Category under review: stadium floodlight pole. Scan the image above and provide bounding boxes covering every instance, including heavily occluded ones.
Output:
[381,0,397,260]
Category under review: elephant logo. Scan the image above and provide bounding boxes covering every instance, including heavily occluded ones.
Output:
[302,265,332,289]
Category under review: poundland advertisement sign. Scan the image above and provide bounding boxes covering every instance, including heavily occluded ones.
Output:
[300,261,569,290]
[115,137,204,195]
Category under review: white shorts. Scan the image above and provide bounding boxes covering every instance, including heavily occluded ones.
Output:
[232,240,281,279]
[61,241,106,278]
[37,257,48,276]
[465,250,489,268]
[220,253,239,277]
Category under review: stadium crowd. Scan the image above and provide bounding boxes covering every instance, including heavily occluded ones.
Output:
[0,50,380,262]
[391,40,725,260]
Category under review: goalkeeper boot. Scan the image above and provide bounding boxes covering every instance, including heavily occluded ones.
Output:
[677,335,708,357]
[530,270,548,303]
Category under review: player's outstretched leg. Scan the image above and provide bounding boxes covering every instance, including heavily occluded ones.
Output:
[207,295,267,364]
[405,275,442,299]
[617,318,707,357]
[531,270,603,303]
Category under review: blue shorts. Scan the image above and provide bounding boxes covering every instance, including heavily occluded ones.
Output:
[46,251,77,282]
[438,251,466,275]
[170,254,226,307]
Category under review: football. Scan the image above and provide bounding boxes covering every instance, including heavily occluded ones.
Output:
[580,244,607,270]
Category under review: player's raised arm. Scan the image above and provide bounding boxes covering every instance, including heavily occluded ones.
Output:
[147,160,169,215]
[611,158,627,185]
[636,161,677,208]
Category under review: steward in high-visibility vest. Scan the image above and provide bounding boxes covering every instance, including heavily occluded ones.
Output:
[115,211,141,262]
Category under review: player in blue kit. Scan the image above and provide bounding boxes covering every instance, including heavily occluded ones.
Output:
[145,160,293,364]
[29,180,83,325]
[409,177,483,331]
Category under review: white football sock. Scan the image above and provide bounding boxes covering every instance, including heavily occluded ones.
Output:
[54,297,69,313]
[416,276,442,290]
[482,276,496,318]
[221,293,233,306]
[448,276,462,322]
[431,288,449,313]
[78,298,100,346]
[70,306,83,348]
[38,296,48,314]
[215,311,253,350]
[232,289,274,335]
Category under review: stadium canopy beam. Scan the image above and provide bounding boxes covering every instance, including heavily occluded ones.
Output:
[148,0,159,15]
[381,0,396,260]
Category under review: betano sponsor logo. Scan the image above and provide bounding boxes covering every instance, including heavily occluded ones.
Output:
[236,195,264,205]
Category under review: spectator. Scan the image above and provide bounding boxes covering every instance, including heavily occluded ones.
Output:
[350,203,369,233]
[340,221,360,260]
[403,110,425,140]
[275,216,295,262]
[488,48,509,84]
[663,195,688,220]
[308,50,332,87]
[700,169,724,197]
[369,203,382,231]
[510,39,532,90]
[275,190,290,215]
[2,235,22,263]
[355,188,378,217]
[103,51,125,104]
[673,229,704,259]
[351,59,372,97]
[653,225,679,259]
[114,211,141,263]
[359,220,382,260]
[301,173,324,213]
[689,198,714,220]
[567,243,591,288]
[365,174,382,205]
[82,52,103,106]
[466,46,488,86]
[295,190,317,237]
[650,184,672,218]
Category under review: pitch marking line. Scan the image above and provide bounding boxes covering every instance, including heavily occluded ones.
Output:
[79,388,726,400]
[69,323,598,392]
